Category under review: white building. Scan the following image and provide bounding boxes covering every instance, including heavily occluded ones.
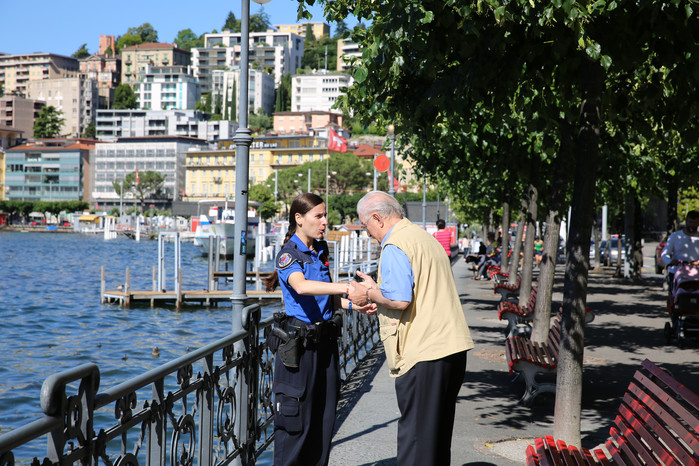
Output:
[336,39,362,72]
[211,67,275,117]
[291,72,352,113]
[91,136,207,209]
[134,65,200,110]
[27,76,98,137]
[95,109,238,142]
[193,30,304,89]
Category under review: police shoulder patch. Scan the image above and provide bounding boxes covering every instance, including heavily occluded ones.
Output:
[277,252,294,269]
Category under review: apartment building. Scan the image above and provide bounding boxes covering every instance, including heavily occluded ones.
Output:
[134,65,200,110]
[194,30,303,87]
[0,53,80,96]
[0,94,45,139]
[291,72,352,112]
[273,110,343,135]
[0,126,24,200]
[92,136,207,210]
[4,138,98,202]
[121,43,191,86]
[211,67,275,117]
[185,134,331,201]
[95,109,237,142]
[336,39,362,72]
[275,22,330,40]
[27,76,99,137]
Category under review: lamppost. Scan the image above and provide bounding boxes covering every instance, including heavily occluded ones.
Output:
[387,124,396,196]
[231,1,270,463]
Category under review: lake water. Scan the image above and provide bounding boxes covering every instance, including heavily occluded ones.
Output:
[0,230,282,460]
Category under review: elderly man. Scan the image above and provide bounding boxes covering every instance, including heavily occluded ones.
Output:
[349,191,474,465]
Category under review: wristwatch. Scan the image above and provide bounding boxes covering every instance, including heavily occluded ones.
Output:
[366,286,373,304]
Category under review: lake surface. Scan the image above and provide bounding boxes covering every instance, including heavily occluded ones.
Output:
[0,231,282,456]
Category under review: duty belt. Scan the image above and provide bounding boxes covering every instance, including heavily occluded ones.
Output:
[287,316,341,343]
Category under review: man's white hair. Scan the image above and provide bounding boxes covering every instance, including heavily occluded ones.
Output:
[357,191,404,220]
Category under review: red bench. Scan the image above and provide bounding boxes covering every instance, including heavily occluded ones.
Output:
[526,359,699,465]
[498,285,537,337]
[494,274,522,302]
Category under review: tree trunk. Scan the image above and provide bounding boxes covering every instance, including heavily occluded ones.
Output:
[630,194,643,281]
[519,184,538,306]
[667,174,679,234]
[531,127,572,343]
[553,58,603,447]
[508,191,526,284]
[501,201,511,271]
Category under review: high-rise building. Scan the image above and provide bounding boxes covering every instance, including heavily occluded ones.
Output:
[193,30,303,89]
[211,67,275,118]
[79,36,121,108]
[336,39,362,72]
[27,76,99,137]
[0,53,80,96]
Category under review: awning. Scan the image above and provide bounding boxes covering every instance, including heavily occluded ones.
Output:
[78,214,101,223]
[29,212,45,218]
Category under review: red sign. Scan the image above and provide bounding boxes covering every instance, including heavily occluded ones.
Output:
[374,155,390,172]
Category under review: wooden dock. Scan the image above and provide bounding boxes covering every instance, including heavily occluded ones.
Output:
[100,265,282,308]
[101,288,282,307]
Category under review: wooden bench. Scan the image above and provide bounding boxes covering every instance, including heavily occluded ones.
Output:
[498,285,537,337]
[494,274,522,302]
[505,313,561,406]
[526,359,699,465]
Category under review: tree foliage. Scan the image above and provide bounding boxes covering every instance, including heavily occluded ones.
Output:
[174,29,204,51]
[248,183,278,220]
[275,73,292,112]
[116,23,158,53]
[112,170,166,212]
[72,43,90,59]
[114,84,138,110]
[33,106,64,138]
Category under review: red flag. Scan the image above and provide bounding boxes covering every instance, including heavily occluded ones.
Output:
[136,166,140,184]
[328,128,348,153]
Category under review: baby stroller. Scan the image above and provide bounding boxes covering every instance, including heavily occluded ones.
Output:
[665,263,699,347]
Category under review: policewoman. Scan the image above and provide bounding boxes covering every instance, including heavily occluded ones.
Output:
[263,193,372,466]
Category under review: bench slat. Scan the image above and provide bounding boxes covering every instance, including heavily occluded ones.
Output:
[615,411,666,465]
[622,388,696,463]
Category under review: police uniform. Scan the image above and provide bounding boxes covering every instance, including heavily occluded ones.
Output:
[273,234,340,466]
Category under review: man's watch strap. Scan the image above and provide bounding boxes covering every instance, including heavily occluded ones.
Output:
[366,286,372,304]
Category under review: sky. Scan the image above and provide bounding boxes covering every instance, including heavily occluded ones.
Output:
[0,0,356,57]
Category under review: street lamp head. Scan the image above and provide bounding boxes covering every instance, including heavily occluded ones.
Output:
[252,0,272,3]
[387,124,395,135]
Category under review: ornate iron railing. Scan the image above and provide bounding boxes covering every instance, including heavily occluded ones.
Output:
[0,303,379,465]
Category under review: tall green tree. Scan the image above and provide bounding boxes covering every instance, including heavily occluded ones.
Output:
[275,73,291,112]
[112,170,166,212]
[249,9,271,32]
[173,29,204,51]
[248,184,278,220]
[223,11,241,31]
[33,106,64,138]
[114,84,138,109]
[334,20,350,38]
[72,43,90,59]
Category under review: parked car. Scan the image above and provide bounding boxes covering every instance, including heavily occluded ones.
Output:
[655,235,668,274]
[602,237,626,266]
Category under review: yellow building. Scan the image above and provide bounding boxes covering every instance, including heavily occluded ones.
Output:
[0,53,80,96]
[274,22,330,40]
[185,135,330,201]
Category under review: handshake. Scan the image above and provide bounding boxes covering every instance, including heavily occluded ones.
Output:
[347,270,379,316]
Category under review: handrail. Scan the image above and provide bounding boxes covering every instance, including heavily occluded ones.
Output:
[0,302,379,465]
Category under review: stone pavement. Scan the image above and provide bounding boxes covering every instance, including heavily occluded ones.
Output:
[328,242,699,465]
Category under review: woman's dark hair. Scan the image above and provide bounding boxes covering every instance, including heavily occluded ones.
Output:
[436,219,446,229]
[263,192,325,291]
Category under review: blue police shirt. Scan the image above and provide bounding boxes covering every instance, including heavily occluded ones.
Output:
[379,225,414,302]
[276,234,332,324]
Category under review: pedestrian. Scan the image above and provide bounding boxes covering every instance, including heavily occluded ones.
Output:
[432,218,452,257]
[534,235,544,269]
[348,191,474,466]
[263,192,374,466]
[661,210,699,291]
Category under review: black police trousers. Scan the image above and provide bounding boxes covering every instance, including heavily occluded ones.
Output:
[273,336,340,466]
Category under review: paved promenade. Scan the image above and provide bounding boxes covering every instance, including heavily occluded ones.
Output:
[329,242,699,465]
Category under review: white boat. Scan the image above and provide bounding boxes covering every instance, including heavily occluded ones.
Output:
[193,201,259,258]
